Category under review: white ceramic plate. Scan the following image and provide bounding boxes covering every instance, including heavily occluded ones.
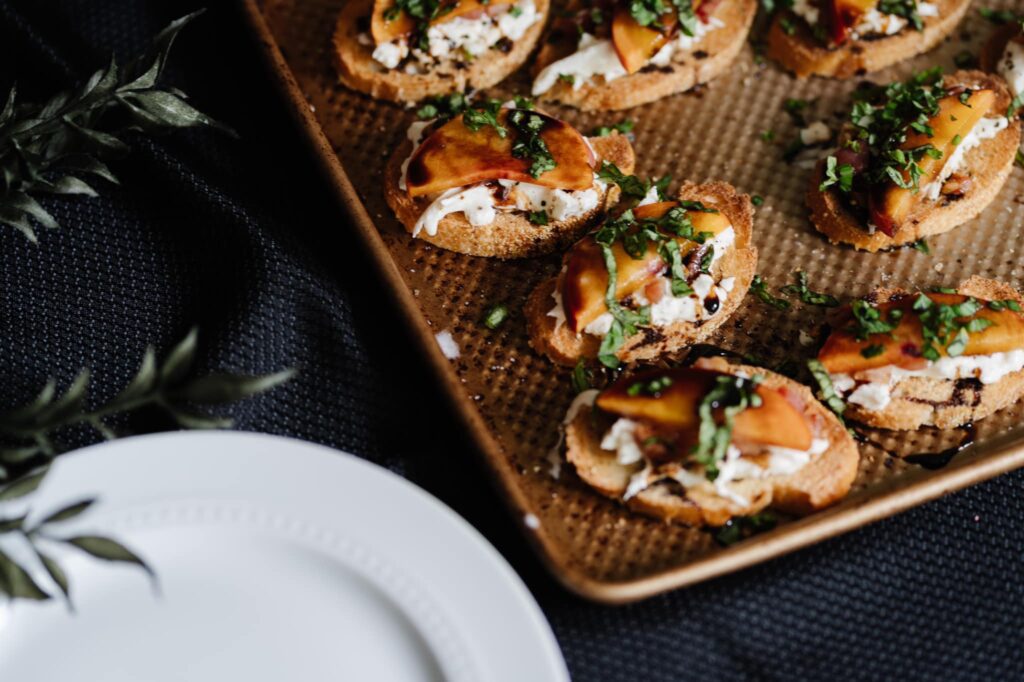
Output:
[0,432,568,682]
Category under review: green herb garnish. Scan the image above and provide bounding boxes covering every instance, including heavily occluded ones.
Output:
[713,512,777,546]
[591,119,635,137]
[693,375,763,480]
[806,359,846,417]
[819,155,854,193]
[780,271,839,307]
[911,238,930,254]
[750,275,791,310]
[528,210,549,225]
[508,109,557,178]
[462,100,507,138]
[626,375,674,396]
[483,303,510,329]
[571,359,593,394]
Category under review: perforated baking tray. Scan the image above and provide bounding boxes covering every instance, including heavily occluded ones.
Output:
[241,0,1024,603]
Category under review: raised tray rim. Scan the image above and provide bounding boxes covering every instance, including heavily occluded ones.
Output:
[237,0,1024,604]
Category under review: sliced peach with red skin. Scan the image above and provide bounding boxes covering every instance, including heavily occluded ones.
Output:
[611,1,714,74]
[405,110,595,198]
[611,7,677,74]
[561,203,732,333]
[371,0,511,45]
[821,0,878,45]
[597,368,813,451]
[818,293,1024,374]
[870,90,995,236]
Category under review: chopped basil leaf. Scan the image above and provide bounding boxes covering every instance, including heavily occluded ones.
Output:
[861,344,885,358]
[482,303,510,329]
[591,119,635,137]
[571,358,592,394]
[751,195,764,206]
[693,375,763,480]
[819,155,854,193]
[911,238,930,254]
[779,270,840,307]
[750,275,791,310]
[806,359,846,417]
[527,210,549,225]
[462,101,507,138]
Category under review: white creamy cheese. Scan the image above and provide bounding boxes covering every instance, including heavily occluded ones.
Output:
[790,0,818,25]
[532,17,723,96]
[372,0,540,70]
[830,349,1024,411]
[920,116,1010,201]
[497,177,604,221]
[412,176,604,237]
[600,418,644,465]
[602,418,830,504]
[413,185,498,236]
[547,388,599,479]
[799,121,831,146]
[532,33,627,95]
[998,40,1024,101]
[372,40,409,69]
[399,119,434,191]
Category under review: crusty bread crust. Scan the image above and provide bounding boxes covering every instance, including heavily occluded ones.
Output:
[383,132,634,258]
[531,0,757,111]
[843,277,1024,431]
[526,181,757,366]
[564,357,859,526]
[766,0,970,79]
[807,71,1021,252]
[333,0,549,103]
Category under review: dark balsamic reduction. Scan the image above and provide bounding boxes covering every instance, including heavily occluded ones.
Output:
[703,294,721,315]
[682,344,748,366]
[853,423,977,471]
[905,424,977,470]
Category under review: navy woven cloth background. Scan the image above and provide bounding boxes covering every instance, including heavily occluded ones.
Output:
[1,1,1021,679]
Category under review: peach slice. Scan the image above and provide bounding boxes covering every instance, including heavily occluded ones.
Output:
[371,0,510,45]
[596,368,813,452]
[611,7,677,75]
[818,293,1024,374]
[561,203,731,333]
[821,0,878,45]
[870,89,995,236]
[405,110,595,198]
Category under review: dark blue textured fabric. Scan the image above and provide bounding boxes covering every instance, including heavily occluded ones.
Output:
[0,2,1021,680]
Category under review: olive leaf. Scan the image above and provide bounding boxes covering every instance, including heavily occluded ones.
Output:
[0,327,293,606]
[0,9,235,241]
[0,327,294,474]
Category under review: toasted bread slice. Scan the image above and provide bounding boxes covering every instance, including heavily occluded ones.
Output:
[530,0,756,112]
[333,0,549,103]
[383,131,634,258]
[767,0,971,79]
[841,277,1024,430]
[808,72,1021,252]
[526,181,757,366]
[564,357,859,526]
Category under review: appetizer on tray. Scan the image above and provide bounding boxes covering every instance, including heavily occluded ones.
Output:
[334,0,548,102]
[526,179,757,367]
[808,69,1021,252]
[817,277,1024,430]
[766,0,969,78]
[562,357,859,526]
[530,0,757,111]
[384,99,635,258]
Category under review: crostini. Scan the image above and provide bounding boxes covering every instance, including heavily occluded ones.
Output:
[526,178,757,367]
[529,0,757,111]
[334,0,548,102]
[981,16,1024,119]
[562,357,859,526]
[766,0,970,78]
[817,276,1024,430]
[807,69,1021,252]
[384,99,635,258]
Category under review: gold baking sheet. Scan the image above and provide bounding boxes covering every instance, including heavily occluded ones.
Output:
[240,0,1024,603]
